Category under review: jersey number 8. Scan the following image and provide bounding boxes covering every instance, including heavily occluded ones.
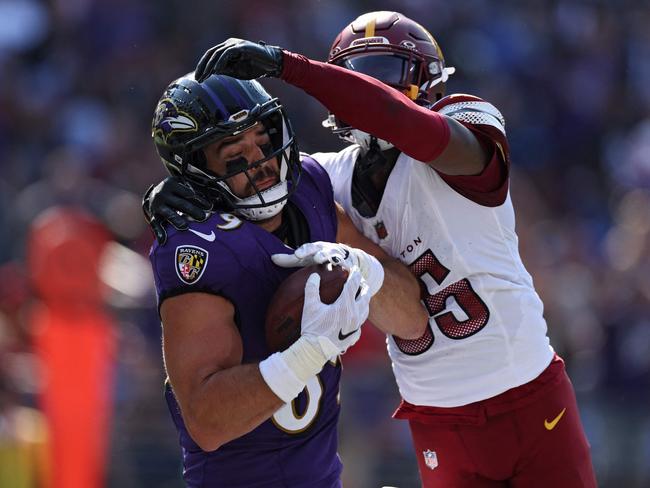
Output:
[272,376,323,433]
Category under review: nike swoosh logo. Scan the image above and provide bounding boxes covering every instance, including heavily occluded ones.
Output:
[188,229,216,242]
[544,408,566,430]
[338,327,360,341]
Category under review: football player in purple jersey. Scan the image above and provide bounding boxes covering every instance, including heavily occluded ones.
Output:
[146,11,597,488]
[147,72,426,488]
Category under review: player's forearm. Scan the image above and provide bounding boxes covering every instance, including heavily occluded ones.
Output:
[280,52,449,162]
[180,363,284,452]
[369,258,428,339]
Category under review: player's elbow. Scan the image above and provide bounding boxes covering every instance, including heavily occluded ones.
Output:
[190,432,222,452]
[182,399,233,452]
[395,305,429,340]
[184,414,227,452]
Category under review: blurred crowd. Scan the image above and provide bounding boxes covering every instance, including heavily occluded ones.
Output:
[0,0,648,487]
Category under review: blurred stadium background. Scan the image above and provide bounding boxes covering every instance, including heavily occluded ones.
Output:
[0,0,649,487]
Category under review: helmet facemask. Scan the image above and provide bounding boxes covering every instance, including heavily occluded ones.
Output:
[322,113,394,152]
[183,106,300,221]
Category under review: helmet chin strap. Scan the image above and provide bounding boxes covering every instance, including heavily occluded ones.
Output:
[232,181,289,221]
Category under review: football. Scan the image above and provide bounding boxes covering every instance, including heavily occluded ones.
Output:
[265,263,349,352]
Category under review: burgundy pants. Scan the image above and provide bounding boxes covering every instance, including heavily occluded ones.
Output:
[396,357,597,487]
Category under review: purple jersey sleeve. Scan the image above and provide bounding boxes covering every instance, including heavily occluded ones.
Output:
[150,220,238,302]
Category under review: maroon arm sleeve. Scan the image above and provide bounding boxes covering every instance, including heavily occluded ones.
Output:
[280,51,450,162]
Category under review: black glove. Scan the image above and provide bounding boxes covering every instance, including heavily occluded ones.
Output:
[142,176,212,245]
[195,38,284,82]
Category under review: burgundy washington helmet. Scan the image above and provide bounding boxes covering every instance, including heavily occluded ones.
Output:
[328,11,454,103]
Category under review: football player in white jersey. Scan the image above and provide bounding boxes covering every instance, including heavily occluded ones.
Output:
[146,11,597,488]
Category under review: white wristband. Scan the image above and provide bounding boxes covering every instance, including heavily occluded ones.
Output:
[258,336,330,404]
[259,352,306,404]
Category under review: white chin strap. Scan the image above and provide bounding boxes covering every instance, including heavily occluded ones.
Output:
[232,180,289,221]
[351,129,394,152]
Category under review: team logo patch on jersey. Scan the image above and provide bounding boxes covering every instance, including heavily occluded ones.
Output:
[175,245,208,284]
[423,450,438,470]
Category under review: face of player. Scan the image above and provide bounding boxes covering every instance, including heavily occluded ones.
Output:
[203,123,280,199]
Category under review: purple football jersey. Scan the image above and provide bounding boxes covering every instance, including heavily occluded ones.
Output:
[150,158,343,488]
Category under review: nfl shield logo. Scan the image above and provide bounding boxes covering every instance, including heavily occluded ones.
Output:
[374,221,388,240]
[423,450,438,470]
[175,245,208,284]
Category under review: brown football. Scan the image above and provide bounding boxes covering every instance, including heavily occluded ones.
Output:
[265,263,349,352]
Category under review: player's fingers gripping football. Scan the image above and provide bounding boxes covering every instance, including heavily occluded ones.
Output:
[271,242,324,268]
[301,267,370,359]
[272,242,385,296]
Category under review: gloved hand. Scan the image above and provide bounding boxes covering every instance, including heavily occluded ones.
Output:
[195,38,284,82]
[272,242,385,296]
[259,266,370,403]
[300,266,370,359]
[142,176,212,245]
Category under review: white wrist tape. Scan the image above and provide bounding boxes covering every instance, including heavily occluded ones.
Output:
[259,352,305,404]
[258,336,329,404]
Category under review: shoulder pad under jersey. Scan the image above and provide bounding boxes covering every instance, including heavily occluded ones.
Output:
[432,94,506,139]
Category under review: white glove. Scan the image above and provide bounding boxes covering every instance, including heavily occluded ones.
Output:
[259,266,370,403]
[300,266,370,359]
[272,242,385,296]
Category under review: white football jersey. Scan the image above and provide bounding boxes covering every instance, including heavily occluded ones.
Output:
[311,96,554,407]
